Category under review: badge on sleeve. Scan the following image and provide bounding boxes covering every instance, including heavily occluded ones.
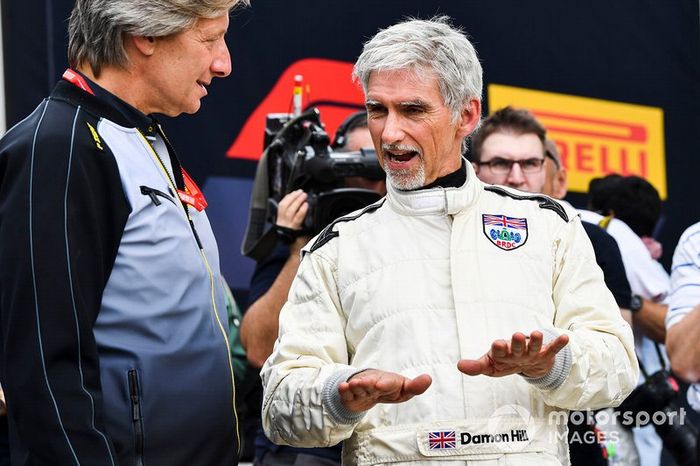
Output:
[483,214,528,251]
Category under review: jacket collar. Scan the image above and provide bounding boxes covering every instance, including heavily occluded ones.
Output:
[386,158,483,216]
[51,75,158,136]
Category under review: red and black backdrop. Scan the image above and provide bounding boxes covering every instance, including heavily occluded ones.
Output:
[3,0,700,302]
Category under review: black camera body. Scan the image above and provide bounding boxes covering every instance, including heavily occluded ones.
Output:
[617,370,697,465]
[618,370,677,417]
[265,108,384,235]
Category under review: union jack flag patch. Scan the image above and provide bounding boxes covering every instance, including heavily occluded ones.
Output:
[428,431,456,450]
[483,214,529,251]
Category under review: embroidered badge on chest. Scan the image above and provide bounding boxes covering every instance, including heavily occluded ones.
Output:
[482,214,528,251]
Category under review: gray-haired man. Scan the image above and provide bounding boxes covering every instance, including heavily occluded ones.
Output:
[0,0,247,464]
[261,17,638,466]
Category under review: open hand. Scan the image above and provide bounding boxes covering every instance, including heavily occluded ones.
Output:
[457,331,569,378]
[339,369,432,413]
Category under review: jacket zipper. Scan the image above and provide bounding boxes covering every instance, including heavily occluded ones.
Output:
[187,215,203,249]
[128,370,145,466]
[140,185,175,206]
[136,131,203,249]
[136,129,239,452]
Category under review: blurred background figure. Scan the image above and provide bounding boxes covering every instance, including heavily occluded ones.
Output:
[581,175,694,466]
[666,220,700,386]
[471,106,549,193]
[666,220,700,464]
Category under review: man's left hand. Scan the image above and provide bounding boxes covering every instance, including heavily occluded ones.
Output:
[457,331,569,378]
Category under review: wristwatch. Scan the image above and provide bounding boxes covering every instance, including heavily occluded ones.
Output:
[274,224,304,245]
[629,294,643,313]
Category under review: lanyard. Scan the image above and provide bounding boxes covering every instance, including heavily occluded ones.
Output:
[62,68,95,96]
[151,122,208,212]
[180,168,208,212]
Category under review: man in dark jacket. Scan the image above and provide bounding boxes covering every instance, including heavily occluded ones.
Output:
[0,0,248,464]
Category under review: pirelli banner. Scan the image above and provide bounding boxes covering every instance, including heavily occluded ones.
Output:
[489,85,667,198]
[3,0,700,296]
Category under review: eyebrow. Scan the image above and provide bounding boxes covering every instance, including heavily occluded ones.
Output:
[490,155,545,159]
[398,100,430,108]
[197,25,228,38]
[365,99,431,110]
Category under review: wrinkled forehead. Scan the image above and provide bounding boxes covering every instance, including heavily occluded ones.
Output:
[365,66,443,101]
[366,63,434,83]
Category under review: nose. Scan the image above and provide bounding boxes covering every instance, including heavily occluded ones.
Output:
[381,111,405,145]
[505,162,526,187]
[211,41,232,78]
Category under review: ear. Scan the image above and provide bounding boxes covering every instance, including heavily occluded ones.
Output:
[458,98,482,138]
[471,161,480,173]
[130,35,157,57]
[554,167,568,199]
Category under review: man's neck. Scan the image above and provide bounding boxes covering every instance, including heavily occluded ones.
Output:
[77,64,150,115]
[417,159,467,191]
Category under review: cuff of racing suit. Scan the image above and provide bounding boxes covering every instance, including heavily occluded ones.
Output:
[322,368,368,424]
[520,329,572,391]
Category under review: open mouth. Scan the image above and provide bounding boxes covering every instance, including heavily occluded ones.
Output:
[197,81,208,95]
[385,148,420,164]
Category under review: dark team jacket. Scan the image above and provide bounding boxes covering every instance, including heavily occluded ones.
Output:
[0,79,238,466]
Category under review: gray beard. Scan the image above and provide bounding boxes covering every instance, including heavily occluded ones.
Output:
[385,162,426,190]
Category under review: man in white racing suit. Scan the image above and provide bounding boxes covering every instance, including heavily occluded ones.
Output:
[261,17,639,466]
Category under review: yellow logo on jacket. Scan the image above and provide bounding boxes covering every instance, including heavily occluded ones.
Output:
[86,122,104,151]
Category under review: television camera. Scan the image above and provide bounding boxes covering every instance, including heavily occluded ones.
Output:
[242,107,384,260]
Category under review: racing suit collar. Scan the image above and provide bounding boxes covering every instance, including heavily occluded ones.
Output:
[415,159,467,191]
[386,157,483,216]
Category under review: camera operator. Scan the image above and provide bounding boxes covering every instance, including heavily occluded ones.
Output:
[240,110,385,466]
[666,221,700,462]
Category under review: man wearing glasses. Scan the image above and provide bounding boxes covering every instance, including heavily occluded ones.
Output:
[471,106,551,192]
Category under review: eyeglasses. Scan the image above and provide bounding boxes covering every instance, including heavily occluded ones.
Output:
[476,157,545,174]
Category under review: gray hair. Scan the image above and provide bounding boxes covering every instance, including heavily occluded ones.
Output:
[68,0,249,76]
[353,16,483,121]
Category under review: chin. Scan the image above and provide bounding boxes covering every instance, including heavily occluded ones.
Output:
[158,106,192,117]
[386,169,426,190]
[184,101,202,115]
[172,98,203,116]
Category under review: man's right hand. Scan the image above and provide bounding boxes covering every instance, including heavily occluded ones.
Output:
[276,189,308,230]
[339,369,432,413]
